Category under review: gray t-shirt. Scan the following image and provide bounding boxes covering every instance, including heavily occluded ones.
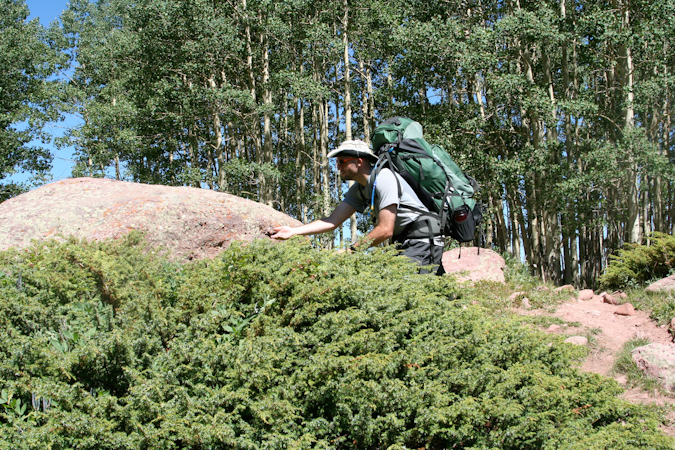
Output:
[343,168,428,237]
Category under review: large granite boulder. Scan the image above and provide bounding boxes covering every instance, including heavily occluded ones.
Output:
[646,274,675,293]
[632,343,675,391]
[442,246,506,283]
[0,177,302,260]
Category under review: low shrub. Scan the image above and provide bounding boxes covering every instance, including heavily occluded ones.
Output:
[0,234,672,449]
[599,232,675,290]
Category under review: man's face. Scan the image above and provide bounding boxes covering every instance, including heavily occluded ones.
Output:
[336,157,360,180]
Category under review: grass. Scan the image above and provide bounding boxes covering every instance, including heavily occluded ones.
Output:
[612,337,668,394]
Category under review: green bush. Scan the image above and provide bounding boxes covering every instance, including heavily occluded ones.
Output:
[599,232,675,290]
[0,234,672,449]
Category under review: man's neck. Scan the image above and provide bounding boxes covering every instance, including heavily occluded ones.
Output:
[354,164,373,187]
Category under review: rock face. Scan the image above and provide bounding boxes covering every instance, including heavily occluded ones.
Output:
[578,289,595,301]
[632,343,675,390]
[646,274,675,293]
[442,247,506,283]
[0,177,302,260]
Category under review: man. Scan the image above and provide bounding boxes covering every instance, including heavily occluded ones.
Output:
[271,139,445,275]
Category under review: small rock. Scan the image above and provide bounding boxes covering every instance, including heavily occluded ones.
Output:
[535,286,550,292]
[555,285,575,293]
[591,295,604,302]
[521,298,531,308]
[509,291,526,302]
[588,310,602,316]
[547,324,561,333]
[564,336,588,346]
[578,289,594,301]
[613,290,628,299]
[602,293,618,305]
[615,303,635,316]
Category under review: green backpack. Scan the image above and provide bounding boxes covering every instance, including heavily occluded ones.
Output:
[371,117,481,242]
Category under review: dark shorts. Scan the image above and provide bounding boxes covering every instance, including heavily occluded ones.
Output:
[398,239,446,275]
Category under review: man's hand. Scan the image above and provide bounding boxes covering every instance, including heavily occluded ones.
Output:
[271,226,296,240]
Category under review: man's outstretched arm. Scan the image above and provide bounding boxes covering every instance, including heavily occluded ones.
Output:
[271,201,357,240]
[358,204,396,248]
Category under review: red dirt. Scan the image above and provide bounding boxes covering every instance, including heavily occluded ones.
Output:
[521,294,675,435]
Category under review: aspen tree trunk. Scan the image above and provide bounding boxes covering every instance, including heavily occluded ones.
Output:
[560,0,580,285]
[360,60,370,144]
[208,76,226,191]
[542,48,562,283]
[491,194,508,252]
[609,1,639,243]
[295,97,307,223]
[367,67,375,136]
[188,125,200,188]
[666,65,673,234]
[261,34,273,206]
[320,99,330,220]
[243,0,263,201]
[312,99,320,214]
[341,4,358,243]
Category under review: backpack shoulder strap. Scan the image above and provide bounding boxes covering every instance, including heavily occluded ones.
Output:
[369,155,402,214]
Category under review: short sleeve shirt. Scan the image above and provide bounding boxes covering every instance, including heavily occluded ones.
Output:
[343,168,428,237]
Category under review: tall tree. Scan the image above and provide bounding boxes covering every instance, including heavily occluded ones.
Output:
[0,0,62,201]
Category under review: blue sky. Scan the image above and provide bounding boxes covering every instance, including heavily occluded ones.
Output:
[26,0,69,27]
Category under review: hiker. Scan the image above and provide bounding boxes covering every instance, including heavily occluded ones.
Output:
[271,139,445,275]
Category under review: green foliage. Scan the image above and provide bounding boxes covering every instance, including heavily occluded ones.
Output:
[0,235,672,449]
[599,232,675,290]
[622,288,675,327]
[0,0,63,200]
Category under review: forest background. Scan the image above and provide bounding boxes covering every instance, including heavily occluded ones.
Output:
[2,0,674,289]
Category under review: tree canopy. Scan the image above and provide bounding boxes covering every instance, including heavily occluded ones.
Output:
[0,0,63,201]
[5,0,675,286]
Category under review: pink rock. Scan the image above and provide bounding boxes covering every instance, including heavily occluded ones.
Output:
[0,177,301,261]
[592,295,604,302]
[441,247,506,284]
[613,290,628,299]
[632,343,675,390]
[564,336,588,346]
[547,324,561,333]
[555,285,575,293]
[602,293,618,305]
[578,289,594,301]
[615,303,635,316]
[646,274,675,293]
[521,298,531,308]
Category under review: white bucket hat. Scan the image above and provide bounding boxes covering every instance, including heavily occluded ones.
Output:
[327,139,378,162]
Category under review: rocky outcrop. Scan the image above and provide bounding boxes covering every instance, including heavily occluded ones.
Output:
[646,274,675,293]
[632,343,675,390]
[0,177,302,260]
[442,247,506,283]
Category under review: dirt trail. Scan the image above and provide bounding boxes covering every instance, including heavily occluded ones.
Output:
[522,294,675,435]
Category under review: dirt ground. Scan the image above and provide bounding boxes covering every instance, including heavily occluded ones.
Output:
[518,293,675,436]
